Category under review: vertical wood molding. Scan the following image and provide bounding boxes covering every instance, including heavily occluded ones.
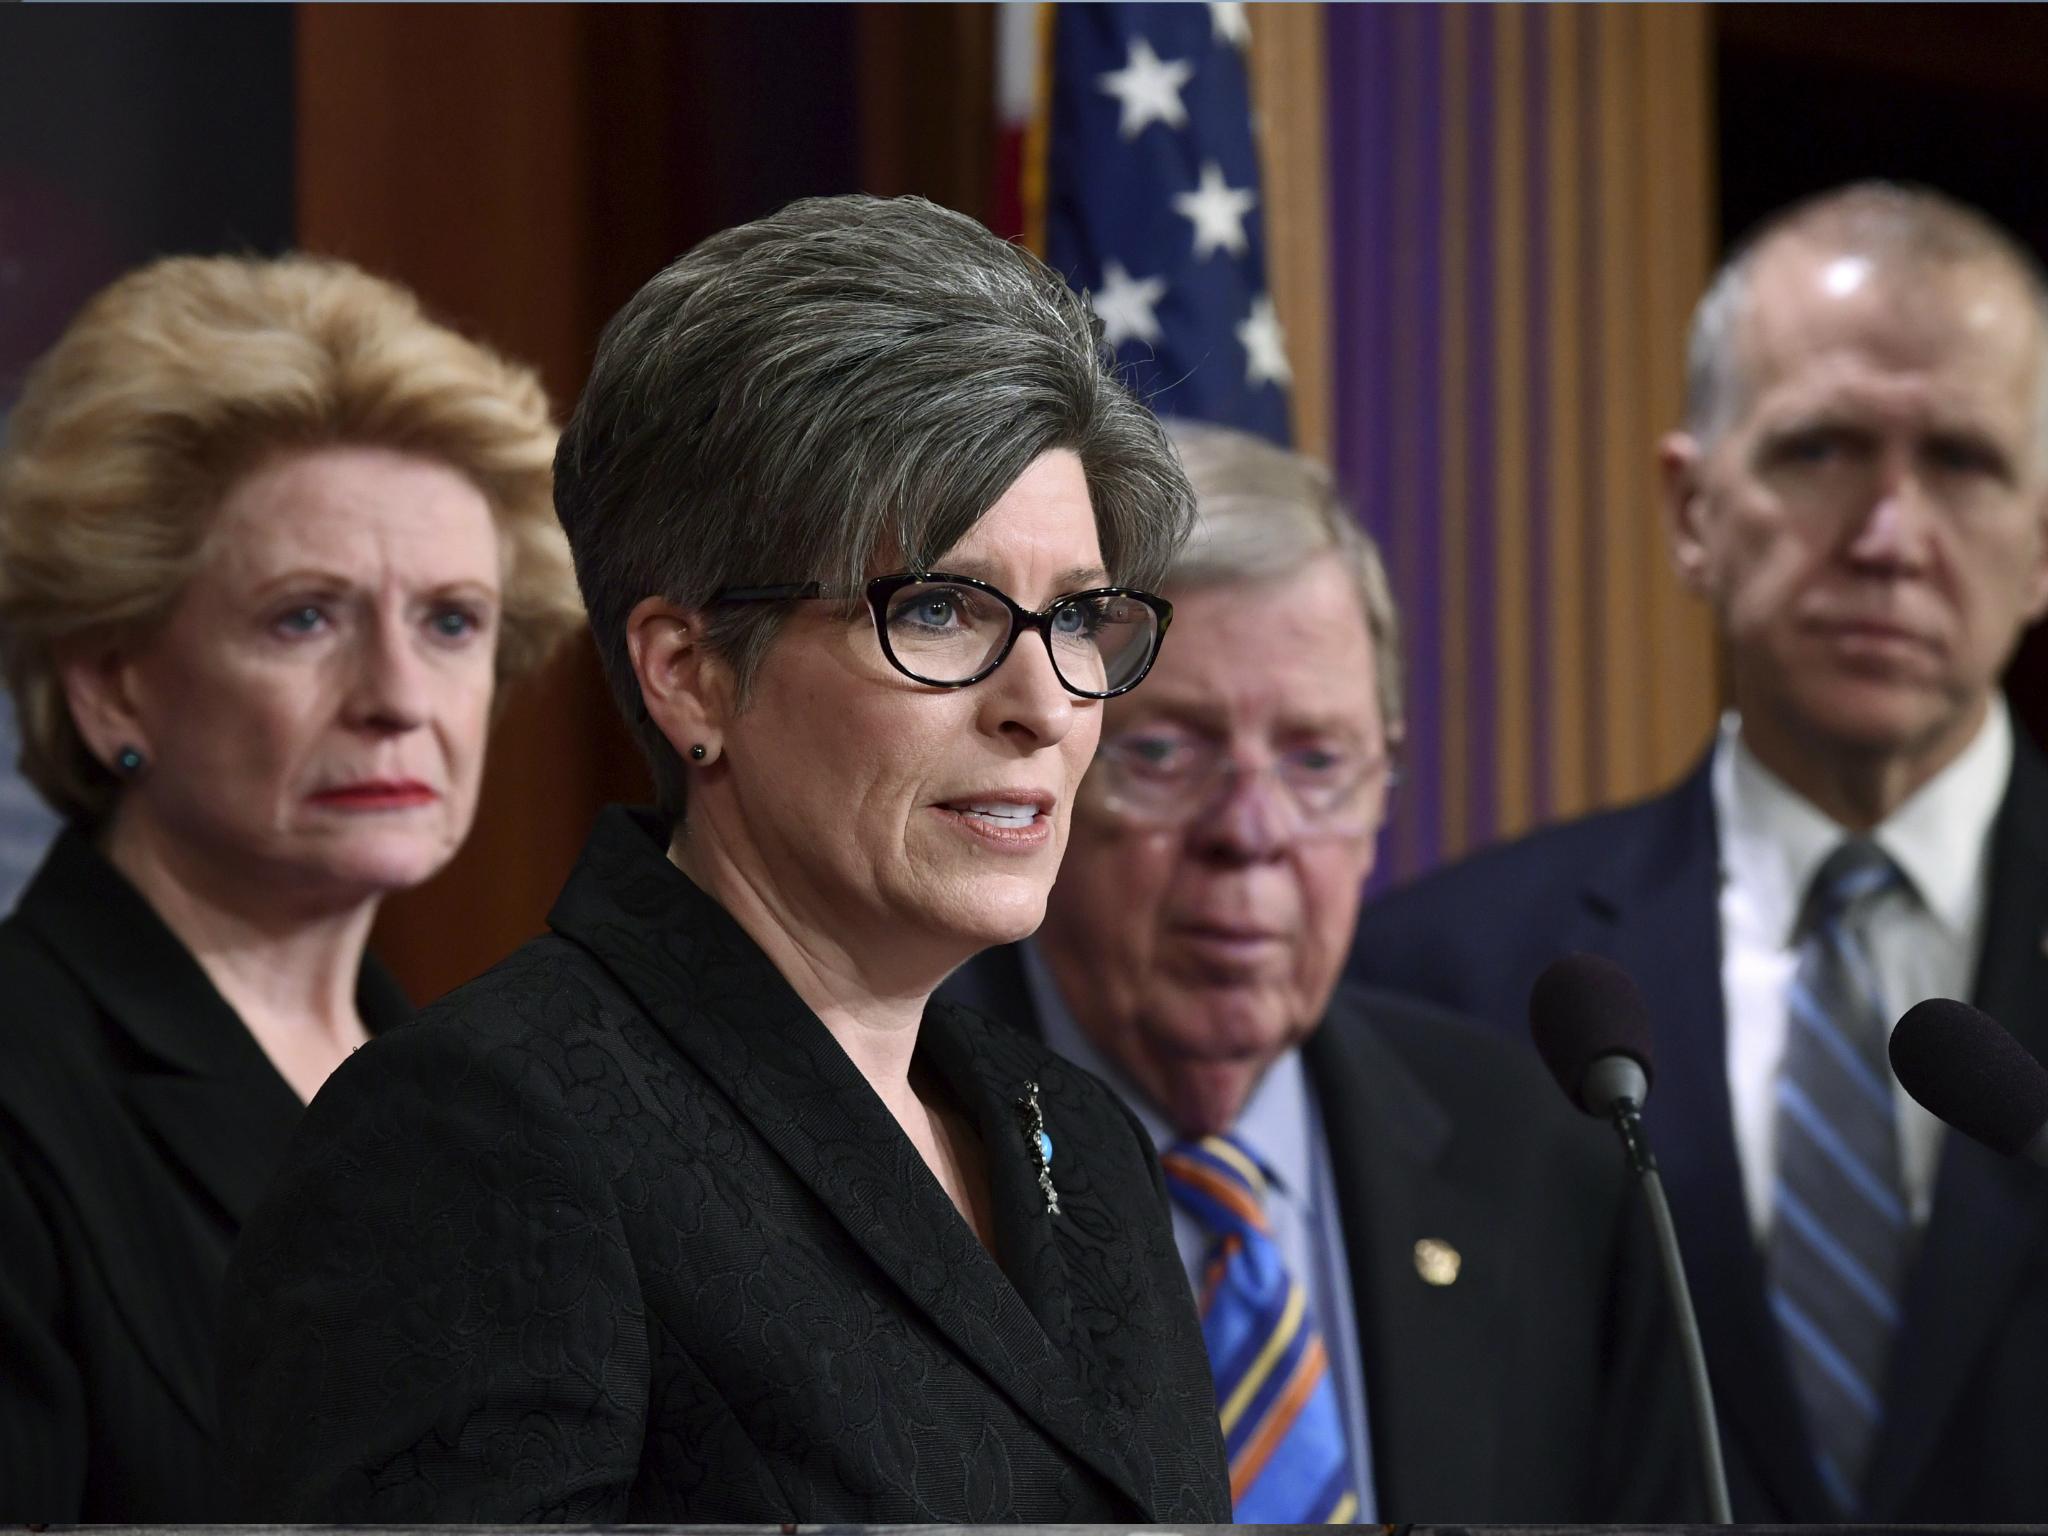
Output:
[1330,1,1717,878]
[1492,5,1533,833]
[1438,6,1472,858]
[1247,4,1333,462]
[1542,5,1591,822]
[1639,4,1721,783]
[1593,4,1650,804]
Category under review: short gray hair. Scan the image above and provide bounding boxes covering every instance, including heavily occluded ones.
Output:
[555,194,1195,817]
[1685,180,2048,451]
[1163,421,1403,736]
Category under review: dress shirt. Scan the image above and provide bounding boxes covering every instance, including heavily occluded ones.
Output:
[1020,940,1376,1515]
[1713,702,2010,1236]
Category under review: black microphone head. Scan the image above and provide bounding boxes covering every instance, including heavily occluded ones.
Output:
[1889,998,2048,1157]
[1528,953,1656,1113]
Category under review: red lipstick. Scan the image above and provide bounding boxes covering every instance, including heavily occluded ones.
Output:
[309,779,438,810]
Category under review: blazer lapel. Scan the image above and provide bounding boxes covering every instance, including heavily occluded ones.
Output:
[1305,993,1502,1516]
[914,1003,1076,1349]
[1862,733,2048,1516]
[1576,763,1831,1521]
[9,832,308,1430]
[548,811,1148,1514]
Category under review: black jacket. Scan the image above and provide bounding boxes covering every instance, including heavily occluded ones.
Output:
[1349,737,2048,1520]
[0,827,409,1520]
[942,947,1706,1523]
[220,807,1230,1522]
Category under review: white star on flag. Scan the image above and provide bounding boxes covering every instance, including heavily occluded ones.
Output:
[1092,261,1169,349]
[1237,294,1291,387]
[1096,36,1195,140]
[1208,2,1251,49]
[1173,161,1257,260]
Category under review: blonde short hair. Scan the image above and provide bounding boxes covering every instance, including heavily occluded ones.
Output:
[1164,420,1404,737]
[0,253,583,822]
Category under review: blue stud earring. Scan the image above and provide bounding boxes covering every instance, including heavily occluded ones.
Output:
[114,746,146,777]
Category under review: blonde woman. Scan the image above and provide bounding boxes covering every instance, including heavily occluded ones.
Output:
[0,255,583,1519]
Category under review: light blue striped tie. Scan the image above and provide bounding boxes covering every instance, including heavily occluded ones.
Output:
[1768,839,1907,1516]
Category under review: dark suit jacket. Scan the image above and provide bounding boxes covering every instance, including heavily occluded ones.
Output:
[942,947,1704,1523]
[1349,736,2048,1521]
[0,826,410,1521]
[220,807,1230,1522]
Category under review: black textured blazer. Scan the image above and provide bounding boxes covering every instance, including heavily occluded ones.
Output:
[220,807,1230,1522]
[0,828,410,1521]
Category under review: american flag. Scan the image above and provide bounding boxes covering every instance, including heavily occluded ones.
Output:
[1040,2,1290,444]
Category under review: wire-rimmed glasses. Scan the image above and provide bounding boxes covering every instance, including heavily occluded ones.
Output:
[714,571,1173,698]
[1090,723,1400,840]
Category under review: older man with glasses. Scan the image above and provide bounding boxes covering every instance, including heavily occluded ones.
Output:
[944,421,1702,1523]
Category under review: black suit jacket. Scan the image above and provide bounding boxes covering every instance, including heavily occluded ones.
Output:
[220,807,1229,1522]
[0,827,409,1520]
[942,947,1704,1523]
[1349,735,2048,1521]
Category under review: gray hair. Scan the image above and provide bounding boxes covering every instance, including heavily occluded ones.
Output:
[555,194,1195,817]
[1163,421,1404,736]
[1685,180,2048,452]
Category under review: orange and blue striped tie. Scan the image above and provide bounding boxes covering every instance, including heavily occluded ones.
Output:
[1162,1133,1359,1524]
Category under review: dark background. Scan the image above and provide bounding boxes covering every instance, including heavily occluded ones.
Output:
[3,4,2045,989]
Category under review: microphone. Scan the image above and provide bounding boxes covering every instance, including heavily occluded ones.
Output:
[1531,951,1657,1169]
[1529,953,1732,1523]
[1889,998,2048,1167]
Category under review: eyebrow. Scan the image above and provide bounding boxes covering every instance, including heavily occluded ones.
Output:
[934,557,1113,590]
[246,569,502,602]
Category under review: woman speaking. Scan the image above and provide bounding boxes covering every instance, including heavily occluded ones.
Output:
[222,195,1230,1523]
[0,255,582,1518]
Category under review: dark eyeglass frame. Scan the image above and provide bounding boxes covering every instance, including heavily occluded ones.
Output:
[714,570,1174,699]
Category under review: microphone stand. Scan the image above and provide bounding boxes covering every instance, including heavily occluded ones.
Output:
[1611,1096,1733,1524]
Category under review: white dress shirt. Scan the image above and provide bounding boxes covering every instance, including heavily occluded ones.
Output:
[1713,702,2011,1237]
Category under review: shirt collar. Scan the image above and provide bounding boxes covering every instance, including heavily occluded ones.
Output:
[1020,938,1314,1201]
[1713,699,2012,945]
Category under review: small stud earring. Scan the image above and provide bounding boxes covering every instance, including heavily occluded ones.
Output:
[114,746,146,777]
[689,744,707,762]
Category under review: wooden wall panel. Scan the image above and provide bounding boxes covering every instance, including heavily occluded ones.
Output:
[295,4,963,1002]
[1329,4,1719,882]
[1247,4,1334,464]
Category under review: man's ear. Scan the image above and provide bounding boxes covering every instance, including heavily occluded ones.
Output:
[56,640,148,773]
[625,597,733,762]
[2023,491,2048,625]
[1659,431,1715,597]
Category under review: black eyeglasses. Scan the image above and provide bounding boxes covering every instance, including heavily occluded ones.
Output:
[715,571,1173,698]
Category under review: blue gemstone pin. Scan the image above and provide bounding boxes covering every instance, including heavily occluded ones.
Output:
[1016,1080,1060,1215]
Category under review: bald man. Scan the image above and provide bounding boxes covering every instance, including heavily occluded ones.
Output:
[1352,181,2048,1521]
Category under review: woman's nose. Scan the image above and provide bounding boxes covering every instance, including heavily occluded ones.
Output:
[346,620,432,732]
[981,631,1078,747]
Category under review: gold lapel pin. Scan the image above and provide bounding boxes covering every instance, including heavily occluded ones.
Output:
[1413,1237,1461,1286]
